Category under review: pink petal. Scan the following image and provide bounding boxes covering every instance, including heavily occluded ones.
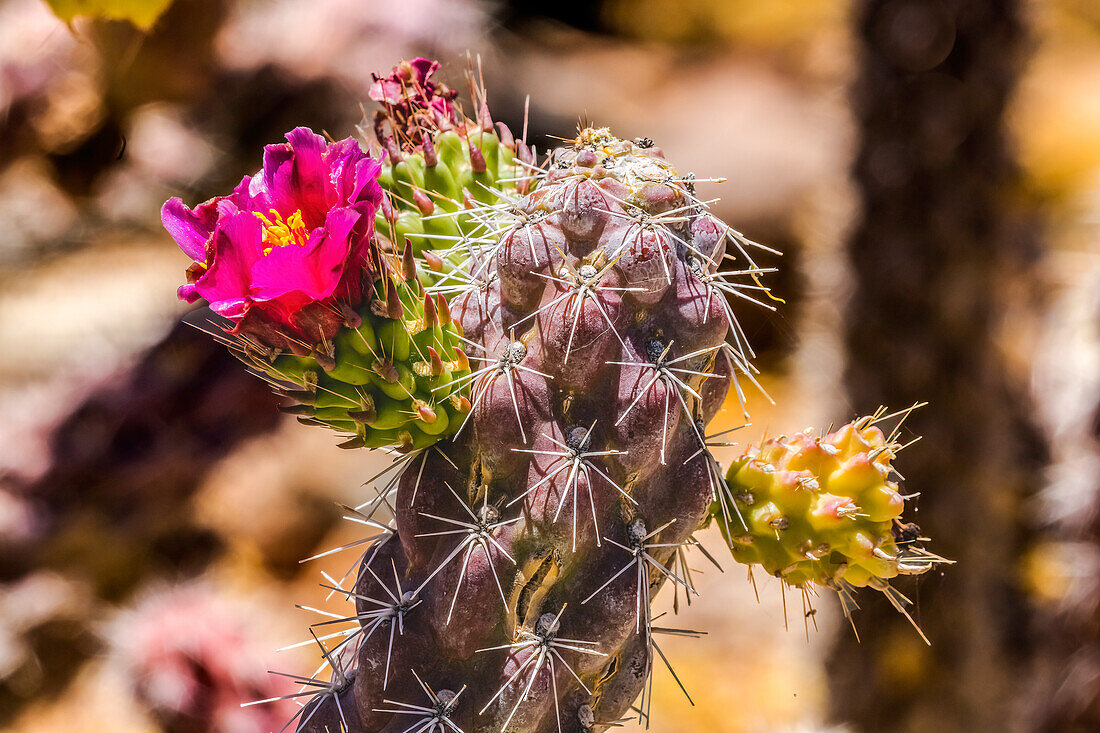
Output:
[161,177,252,262]
[259,128,334,225]
[177,282,201,303]
[192,212,264,319]
[251,207,359,302]
[161,197,214,262]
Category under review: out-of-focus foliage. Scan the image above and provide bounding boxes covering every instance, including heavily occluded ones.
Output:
[43,0,173,28]
[1012,1,1100,201]
[605,0,844,45]
[603,0,847,74]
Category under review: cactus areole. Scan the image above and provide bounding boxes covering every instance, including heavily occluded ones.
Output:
[163,59,948,732]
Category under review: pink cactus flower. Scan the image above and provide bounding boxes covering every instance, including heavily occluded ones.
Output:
[162,127,383,351]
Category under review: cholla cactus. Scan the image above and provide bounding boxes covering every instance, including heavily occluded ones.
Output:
[164,58,945,732]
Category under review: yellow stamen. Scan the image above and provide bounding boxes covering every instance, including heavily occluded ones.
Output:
[255,208,309,254]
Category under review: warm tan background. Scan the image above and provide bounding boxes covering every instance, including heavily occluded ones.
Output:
[1,0,1098,731]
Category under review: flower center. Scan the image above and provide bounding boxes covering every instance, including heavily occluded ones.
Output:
[255,208,309,254]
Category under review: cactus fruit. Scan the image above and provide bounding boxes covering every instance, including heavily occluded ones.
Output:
[163,58,946,732]
[711,408,950,637]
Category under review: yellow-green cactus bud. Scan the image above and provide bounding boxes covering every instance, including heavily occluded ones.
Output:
[713,413,946,592]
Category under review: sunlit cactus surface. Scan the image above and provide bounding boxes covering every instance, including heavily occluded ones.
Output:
[160,57,948,732]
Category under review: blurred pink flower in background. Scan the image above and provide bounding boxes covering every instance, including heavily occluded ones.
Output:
[112,582,295,733]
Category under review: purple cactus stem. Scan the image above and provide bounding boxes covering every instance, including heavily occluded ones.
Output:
[293,128,771,733]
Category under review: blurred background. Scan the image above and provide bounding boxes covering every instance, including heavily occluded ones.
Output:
[0,0,1098,731]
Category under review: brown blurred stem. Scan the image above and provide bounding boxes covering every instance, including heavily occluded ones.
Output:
[830,1,1045,731]
[1026,272,1100,726]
